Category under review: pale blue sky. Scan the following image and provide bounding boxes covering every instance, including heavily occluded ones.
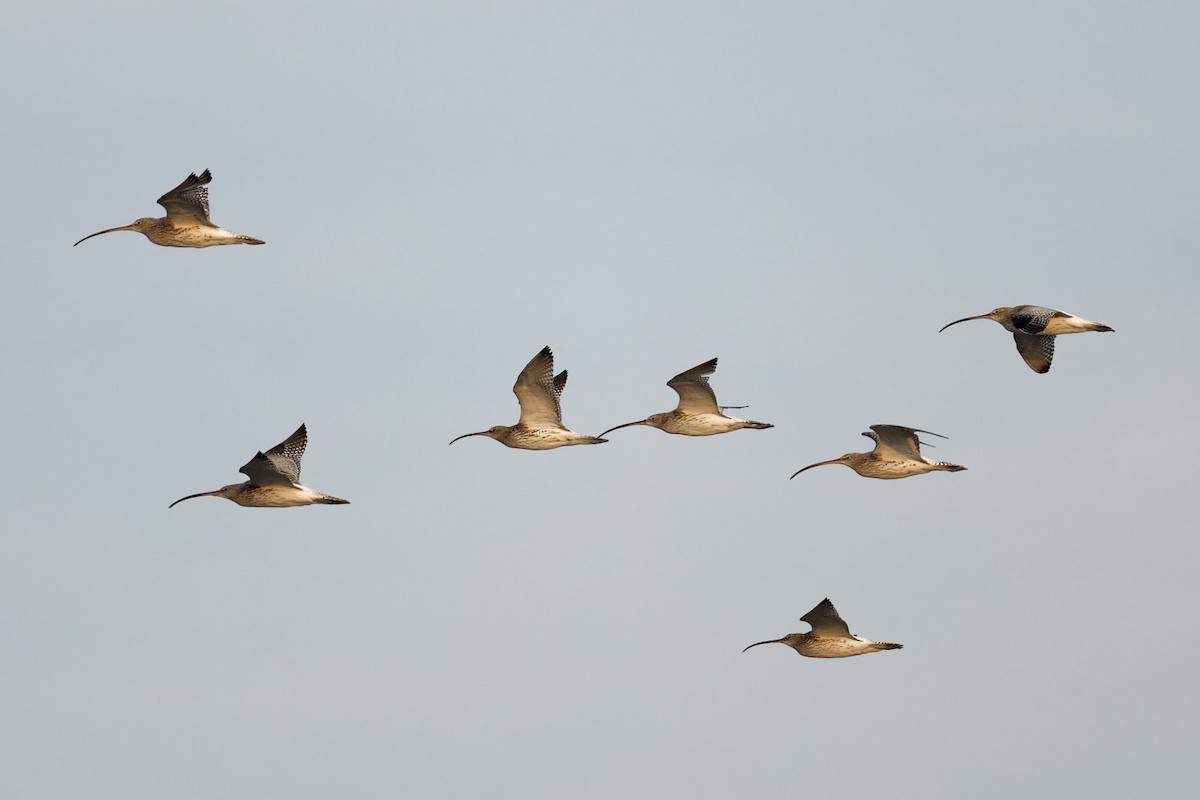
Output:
[2,3,1197,798]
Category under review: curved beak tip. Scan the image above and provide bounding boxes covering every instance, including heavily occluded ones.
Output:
[73,225,132,247]
[790,461,830,479]
[939,315,986,333]
[597,420,646,438]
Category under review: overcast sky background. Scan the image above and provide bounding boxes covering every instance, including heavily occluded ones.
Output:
[2,2,1197,798]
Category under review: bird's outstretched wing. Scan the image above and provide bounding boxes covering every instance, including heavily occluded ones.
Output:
[667,358,720,414]
[240,423,306,486]
[514,346,564,428]
[157,169,213,226]
[801,598,851,638]
[867,424,946,461]
[1013,333,1055,373]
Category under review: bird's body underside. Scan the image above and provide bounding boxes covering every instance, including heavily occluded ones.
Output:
[74,169,264,248]
[655,411,773,436]
[204,483,350,508]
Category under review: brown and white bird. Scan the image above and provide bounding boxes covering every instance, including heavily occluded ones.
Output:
[75,169,265,248]
[743,598,903,659]
[169,424,348,508]
[791,424,966,480]
[939,305,1113,373]
[449,346,608,450]
[597,358,773,438]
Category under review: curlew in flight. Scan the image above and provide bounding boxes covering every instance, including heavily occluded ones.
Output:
[169,424,348,508]
[597,358,773,438]
[743,598,903,659]
[449,346,608,450]
[75,169,265,248]
[791,424,965,480]
[939,305,1113,373]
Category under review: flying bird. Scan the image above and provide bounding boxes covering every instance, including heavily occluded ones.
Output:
[169,424,348,508]
[75,169,265,248]
[791,424,966,480]
[743,598,903,659]
[939,305,1113,373]
[449,346,608,450]
[597,358,773,438]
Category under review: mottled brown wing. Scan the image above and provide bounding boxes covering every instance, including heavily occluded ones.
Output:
[1013,333,1055,374]
[240,423,306,486]
[157,169,213,226]
[667,358,720,415]
[800,598,852,638]
[514,346,564,428]
[869,424,948,460]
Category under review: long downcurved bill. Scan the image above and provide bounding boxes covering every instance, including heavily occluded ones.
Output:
[168,490,218,508]
[596,419,648,438]
[74,224,137,246]
[938,314,991,333]
[742,638,785,653]
[448,431,485,445]
[789,459,840,479]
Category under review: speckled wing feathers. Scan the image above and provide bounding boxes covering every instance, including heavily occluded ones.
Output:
[239,423,307,486]
[513,346,564,428]
[800,598,852,638]
[157,169,213,226]
[667,358,720,415]
[868,424,946,461]
[1014,333,1055,373]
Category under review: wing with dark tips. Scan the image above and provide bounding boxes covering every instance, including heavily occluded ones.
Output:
[868,424,947,460]
[1014,333,1055,373]
[1009,306,1058,335]
[157,169,213,226]
[667,358,720,414]
[240,423,306,486]
[514,346,564,428]
[801,598,851,638]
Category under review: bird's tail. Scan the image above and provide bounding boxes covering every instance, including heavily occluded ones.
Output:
[743,421,774,430]
[874,642,903,651]
[933,461,967,472]
[316,494,350,504]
